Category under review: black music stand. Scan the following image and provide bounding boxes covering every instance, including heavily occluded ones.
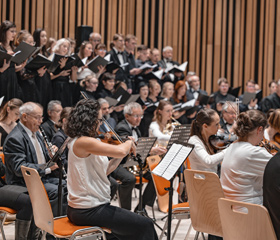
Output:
[152,142,194,240]
[44,137,70,216]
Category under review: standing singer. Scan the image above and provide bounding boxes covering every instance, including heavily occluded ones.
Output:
[65,99,158,240]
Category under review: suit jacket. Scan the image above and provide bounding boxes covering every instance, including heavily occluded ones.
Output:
[219,118,230,134]
[3,123,50,186]
[115,119,141,138]
[99,117,117,133]
[41,118,57,142]
[186,89,208,101]
[261,92,280,113]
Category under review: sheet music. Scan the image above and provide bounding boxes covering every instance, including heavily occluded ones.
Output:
[152,143,193,180]
[166,124,191,150]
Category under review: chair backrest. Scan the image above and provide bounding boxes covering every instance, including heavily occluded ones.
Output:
[218,198,277,240]
[184,169,224,237]
[147,155,171,213]
[21,166,55,235]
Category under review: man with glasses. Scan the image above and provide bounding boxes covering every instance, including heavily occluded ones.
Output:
[220,101,238,134]
[113,102,166,212]
[4,102,68,219]
[89,32,101,49]
[41,100,63,141]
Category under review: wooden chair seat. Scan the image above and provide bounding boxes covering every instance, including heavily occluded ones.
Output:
[135,176,149,184]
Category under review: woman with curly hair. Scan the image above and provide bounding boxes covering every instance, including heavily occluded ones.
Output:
[221,110,272,210]
[65,99,158,240]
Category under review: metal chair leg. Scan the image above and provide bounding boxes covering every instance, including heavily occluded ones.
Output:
[0,212,7,240]
[194,231,200,240]
[184,222,192,240]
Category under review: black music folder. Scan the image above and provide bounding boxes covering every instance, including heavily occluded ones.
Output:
[87,55,109,73]
[173,99,196,112]
[12,41,38,65]
[144,69,164,80]
[152,143,194,180]
[25,53,52,71]
[64,53,85,70]
[242,90,262,105]
[112,86,140,106]
[229,86,241,98]
[0,50,13,67]
[165,61,188,74]
[48,53,75,73]
[197,93,215,106]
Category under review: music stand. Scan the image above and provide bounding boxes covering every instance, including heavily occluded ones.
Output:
[152,142,194,240]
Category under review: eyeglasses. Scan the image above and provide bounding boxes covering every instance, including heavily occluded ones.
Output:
[128,114,143,119]
[225,111,236,116]
[27,114,43,121]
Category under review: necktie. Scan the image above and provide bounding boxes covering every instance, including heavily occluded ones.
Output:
[32,133,44,164]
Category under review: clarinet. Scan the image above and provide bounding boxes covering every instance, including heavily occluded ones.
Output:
[39,126,67,179]
[39,126,55,157]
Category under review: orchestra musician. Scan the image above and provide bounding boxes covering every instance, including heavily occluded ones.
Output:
[65,99,158,240]
[221,110,272,212]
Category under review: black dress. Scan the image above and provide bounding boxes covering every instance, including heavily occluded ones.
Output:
[52,68,72,107]
[35,71,52,113]
[0,46,23,101]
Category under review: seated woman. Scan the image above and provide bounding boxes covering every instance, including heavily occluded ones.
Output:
[149,100,174,147]
[188,108,226,173]
[65,99,158,240]
[264,109,280,145]
[0,98,23,146]
[79,74,99,100]
[0,156,35,239]
[221,110,272,209]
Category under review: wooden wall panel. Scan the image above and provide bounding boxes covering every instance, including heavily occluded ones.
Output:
[0,0,280,96]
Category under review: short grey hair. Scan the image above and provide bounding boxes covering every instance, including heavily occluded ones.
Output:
[98,98,109,106]
[47,100,62,112]
[162,46,173,52]
[19,102,42,117]
[222,101,237,112]
[123,102,142,115]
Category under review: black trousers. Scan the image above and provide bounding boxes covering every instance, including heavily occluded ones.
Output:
[111,166,136,210]
[67,203,158,240]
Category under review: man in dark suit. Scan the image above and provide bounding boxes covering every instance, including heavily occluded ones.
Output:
[4,102,67,217]
[220,101,237,134]
[238,79,259,113]
[41,100,62,142]
[157,46,184,84]
[261,79,280,113]
[186,75,207,101]
[113,102,166,212]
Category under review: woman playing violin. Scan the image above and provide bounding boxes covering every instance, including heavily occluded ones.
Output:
[65,99,158,240]
[221,110,272,212]
[264,109,280,144]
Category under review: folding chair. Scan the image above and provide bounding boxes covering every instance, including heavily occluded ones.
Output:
[147,155,192,240]
[218,198,277,240]
[21,166,111,240]
[184,169,224,239]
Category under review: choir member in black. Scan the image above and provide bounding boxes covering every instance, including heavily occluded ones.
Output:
[172,80,197,124]
[161,82,174,101]
[79,74,99,100]
[147,48,161,71]
[96,72,116,99]
[76,41,94,81]
[16,31,40,103]
[136,82,149,106]
[41,100,62,141]
[89,32,102,50]
[157,46,184,84]
[108,34,132,92]
[45,37,56,56]
[0,156,35,240]
[268,80,277,96]
[261,79,280,113]
[50,38,78,107]
[94,43,107,58]
[124,34,142,93]
[238,79,259,112]
[33,28,53,113]
[0,20,23,101]
[211,78,235,113]
[0,98,23,146]
[185,74,207,101]
[139,80,162,137]
[51,107,71,173]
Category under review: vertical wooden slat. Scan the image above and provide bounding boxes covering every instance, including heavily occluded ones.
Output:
[121,0,127,35]
[250,0,257,81]
[177,0,183,63]
[233,0,241,90]
[189,0,197,73]
[205,0,214,94]
[31,0,36,32]
[101,0,106,44]
[36,0,43,28]
[238,0,245,89]
[2,0,7,22]
[111,0,117,35]
[163,0,169,47]
[14,0,22,30]
[171,0,179,60]
[87,0,93,27]
[69,0,75,38]
[93,1,101,33]
[64,0,69,37]
[135,0,143,43]
[195,0,202,76]
[150,0,156,49]
[220,0,227,79]
[227,0,234,86]
[25,0,30,30]
[275,0,280,81]
[44,0,51,37]
[263,0,270,93]
[158,0,163,53]
[83,0,87,25]
[257,0,265,88]
[144,0,149,45]
[213,0,223,91]
[9,0,14,22]
[183,0,190,70]
[58,0,63,39]
[118,0,122,34]
[77,0,82,26]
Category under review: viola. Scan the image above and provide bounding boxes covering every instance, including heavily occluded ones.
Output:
[260,138,280,154]
[209,133,237,150]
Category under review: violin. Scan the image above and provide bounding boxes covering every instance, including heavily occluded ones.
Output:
[96,131,129,145]
[209,133,237,150]
[260,138,280,154]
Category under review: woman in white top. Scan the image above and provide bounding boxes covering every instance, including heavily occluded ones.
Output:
[221,110,272,208]
[188,108,225,173]
[149,100,173,146]
[264,109,280,143]
[65,99,158,240]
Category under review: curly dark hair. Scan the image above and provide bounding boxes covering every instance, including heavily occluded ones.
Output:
[65,99,100,138]
[233,110,267,138]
